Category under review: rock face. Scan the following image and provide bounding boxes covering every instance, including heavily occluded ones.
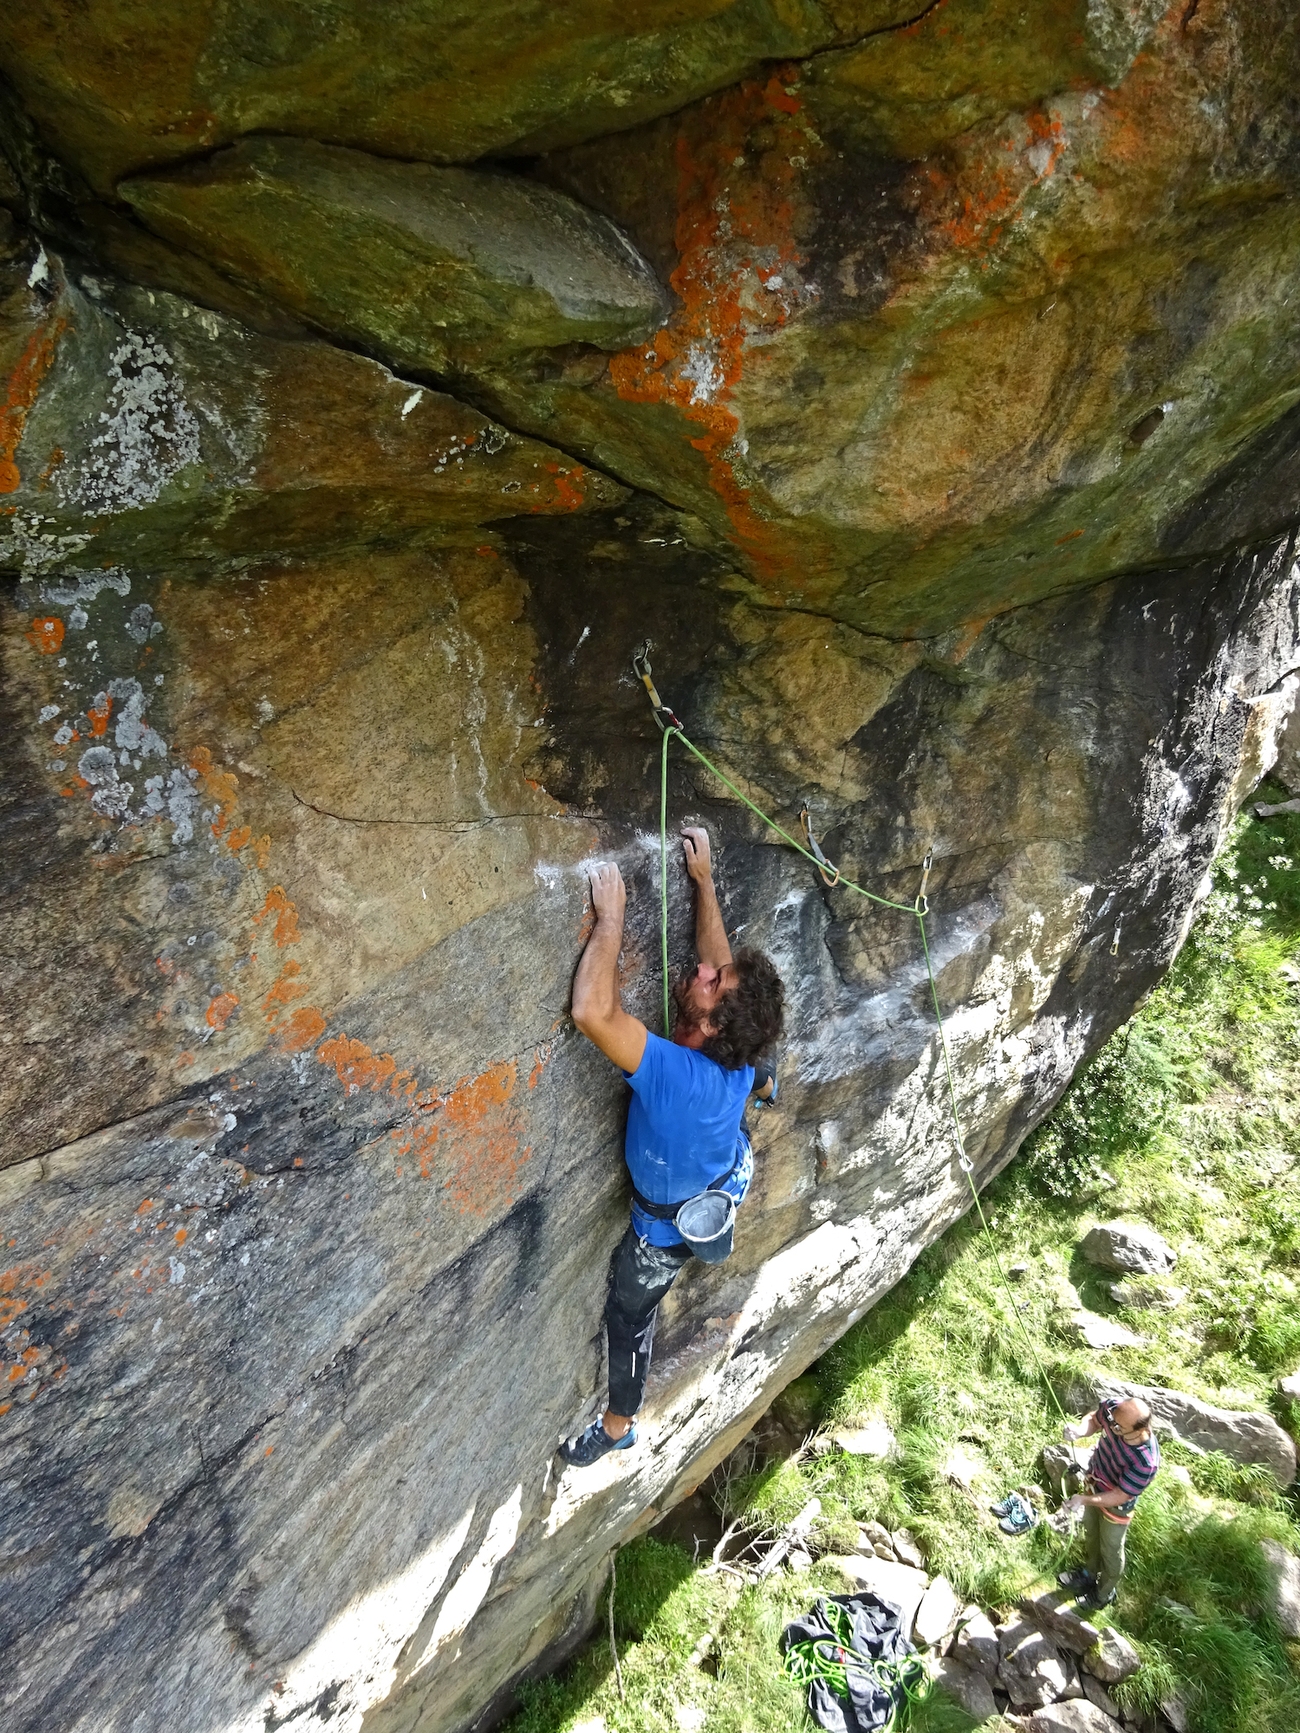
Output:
[1261,1539,1300,1640]
[4,11,1300,1733]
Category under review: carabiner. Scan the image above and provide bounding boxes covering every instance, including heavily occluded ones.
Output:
[631,641,682,732]
[800,804,841,888]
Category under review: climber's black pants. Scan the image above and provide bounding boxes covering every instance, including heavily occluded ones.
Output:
[604,1225,693,1417]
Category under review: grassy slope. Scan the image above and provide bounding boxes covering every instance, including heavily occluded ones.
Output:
[508,798,1300,1733]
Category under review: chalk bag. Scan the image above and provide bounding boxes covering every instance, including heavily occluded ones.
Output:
[675,1189,736,1263]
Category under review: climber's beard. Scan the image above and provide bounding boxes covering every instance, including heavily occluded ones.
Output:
[671,969,711,1037]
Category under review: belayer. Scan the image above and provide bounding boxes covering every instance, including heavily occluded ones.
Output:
[561,826,785,1466]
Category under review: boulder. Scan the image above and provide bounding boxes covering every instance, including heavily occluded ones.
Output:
[998,1624,1079,1709]
[1261,1539,1300,1639]
[5,11,1300,1733]
[914,1576,961,1649]
[1081,1627,1142,1686]
[1278,1370,1300,1401]
[892,1529,926,1570]
[954,1608,1001,1679]
[935,1656,998,1722]
[832,1420,897,1459]
[1088,1377,1297,1487]
[122,139,669,382]
[1080,1673,1124,1720]
[1108,1280,1186,1312]
[825,1556,930,1638]
[858,1520,896,1557]
[1018,1589,1104,1655]
[1079,1223,1177,1277]
[1063,1313,1147,1352]
[1023,1704,1124,1733]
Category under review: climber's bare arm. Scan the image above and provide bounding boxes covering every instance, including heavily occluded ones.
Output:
[682,826,731,969]
[572,862,648,1074]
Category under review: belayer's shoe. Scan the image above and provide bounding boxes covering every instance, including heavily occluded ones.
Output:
[561,1419,638,1467]
[1057,1567,1096,1594]
[1078,1589,1117,1613]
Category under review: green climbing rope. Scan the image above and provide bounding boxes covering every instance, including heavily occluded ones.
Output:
[655,719,1078,1446]
[781,1602,928,1728]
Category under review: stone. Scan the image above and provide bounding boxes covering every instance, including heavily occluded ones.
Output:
[786,1546,813,1573]
[1082,1628,1143,1686]
[1081,1673,1123,1721]
[936,1657,998,1721]
[1160,1695,1190,1733]
[831,1419,897,1458]
[914,1575,960,1649]
[1279,1370,1300,1400]
[954,1608,1001,1679]
[1261,1539,1300,1639]
[1023,1704,1124,1733]
[1018,1589,1103,1655]
[892,1529,925,1570]
[1108,1280,1186,1312]
[826,1556,930,1638]
[998,1624,1076,1709]
[1079,1222,1177,1277]
[858,1520,895,1554]
[122,138,670,382]
[1063,1313,1147,1352]
[772,1376,822,1437]
[1088,1377,1297,1488]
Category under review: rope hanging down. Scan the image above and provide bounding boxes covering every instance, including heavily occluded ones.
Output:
[635,643,1078,1450]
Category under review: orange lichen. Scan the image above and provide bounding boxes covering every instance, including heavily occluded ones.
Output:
[25,616,65,655]
[205,991,239,1030]
[607,68,815,581]
[87,693,112,737]
[253,886,301,948]
[1,315,67,495]
[275,1006,328,1053]
[315,1034,404,1097]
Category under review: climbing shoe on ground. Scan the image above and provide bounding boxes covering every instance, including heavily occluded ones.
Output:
[561,1419,637,1467]
[990,1496,1015,1518]
[1058,1567,1096,1593]
[997,1492,1036,1534]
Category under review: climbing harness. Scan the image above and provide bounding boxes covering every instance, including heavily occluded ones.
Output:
[634,645,1082,1469]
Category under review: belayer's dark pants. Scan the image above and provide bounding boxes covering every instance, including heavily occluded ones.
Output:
[604,1225,692,1417]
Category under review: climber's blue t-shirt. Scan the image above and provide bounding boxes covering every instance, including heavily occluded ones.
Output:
[624,1032,753,1246]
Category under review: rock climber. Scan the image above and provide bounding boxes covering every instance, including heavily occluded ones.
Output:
[1056,1396,1160,1608]
[561,826,785,1467]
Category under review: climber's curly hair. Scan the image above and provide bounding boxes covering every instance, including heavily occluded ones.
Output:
[701,948,785,1071]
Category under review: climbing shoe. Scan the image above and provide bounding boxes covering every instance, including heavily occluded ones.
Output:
[1077,1589,1117,1613]
[990,1496,1016,1518]
[1057,1567,1096,1593]
[561,1419,638,1467]
[997,1492,1036,1534]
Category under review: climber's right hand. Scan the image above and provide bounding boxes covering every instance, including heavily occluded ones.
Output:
[588,861,626,925]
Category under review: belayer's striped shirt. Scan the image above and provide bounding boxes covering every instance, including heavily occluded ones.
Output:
[1089,1404,1160,1523]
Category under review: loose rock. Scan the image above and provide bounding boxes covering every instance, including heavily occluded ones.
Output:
[1108,1279,1186,1312]
[914,1575,960,1649]
[954,1608,1001,1679]
[892,1529,925,1569]
[831,1420,897,1458]
[825,1556,929,1638]
[1261,1539,1300,1638]
[1088,1377,1296,1487]
[1023,1703,1124,1733]
[1064,1313,1147,1352]
[999,1625,1078,1709]
[1081,1627,1142,1685]
[936,1656,998,1721]
[1079,1222,1177,1276]
[1018,1589,1104,1655]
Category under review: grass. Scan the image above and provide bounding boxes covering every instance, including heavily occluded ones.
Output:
[505,794,1300,1733]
